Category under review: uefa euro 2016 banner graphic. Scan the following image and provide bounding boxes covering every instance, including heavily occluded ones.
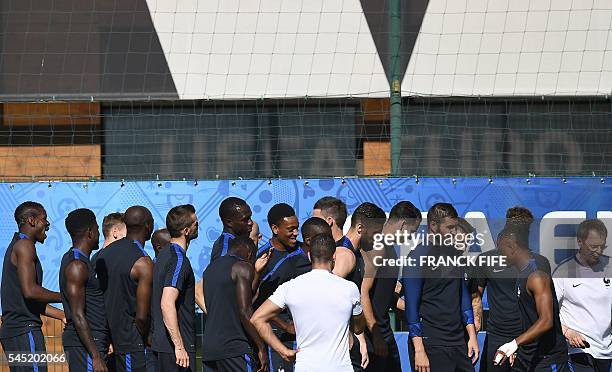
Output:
[0,177,610,300]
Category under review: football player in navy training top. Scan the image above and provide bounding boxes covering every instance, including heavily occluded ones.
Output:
[495,226,571,371]
[403,203,479,372]
[94,206,155,372]
[60,209,108,372]
[0,201,65,372]
[151,205,199,371]
[202,236,269,372]
[363,201,421,372]
[196,197,255,310]
[469,206,551,372]
[254,203,311,372]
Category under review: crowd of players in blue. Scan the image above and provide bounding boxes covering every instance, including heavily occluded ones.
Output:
[0,197,609,372]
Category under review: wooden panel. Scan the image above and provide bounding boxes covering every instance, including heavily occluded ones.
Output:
[362,98,389,122]
[2,103,100,126]
[0,145,101,181]
[363,141,391,176]
[0,317,69,371]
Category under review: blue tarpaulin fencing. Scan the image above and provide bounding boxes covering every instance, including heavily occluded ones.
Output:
[0,178,608,370]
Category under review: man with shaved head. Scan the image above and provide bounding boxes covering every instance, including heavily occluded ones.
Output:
[152,228,171,258]
[94,206,155,372]
[210,197,254,262]
[197,197,254,313]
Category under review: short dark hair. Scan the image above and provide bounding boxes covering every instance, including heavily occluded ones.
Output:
[301,217,332,241]
[166,204,196,238]
[505,206,534,228]
[577,219,608,241]
[313,196,348,228]
[65,208,97,239]
[14,201,45,227]
[389,201,421,223]
[309,234,336,263]
[497,225,529,249]
[102,212,124,238]
[219,197,248,221]
[351,202,386,228]
[267,203,296,227]
[228,235,256,255]
[503,206,534,246]
[427,203,458,225]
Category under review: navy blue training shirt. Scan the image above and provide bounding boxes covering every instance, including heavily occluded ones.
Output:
[60,247,109,348]
[93,237,150,353]
[402,243,474,346]
[0,233,46,339]
[470,249,551,338]
[516,257,567,365]
[209,232,235,262]
[253,240,311,312]
[151,243,195,354]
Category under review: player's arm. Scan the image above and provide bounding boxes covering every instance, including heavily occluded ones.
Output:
[160,253,192,368]
[195,278,206,314]
[65,260,108,372]
[471,288,483,333]
[161,288,184,349]
[495,271,554,365]
[332,247,356,279]
[516,272,555,345]
[131,256,153,340]
[350,312,366,335]
[360,248,387,357]
[161,287,189,368]
[44,305,65,322]
[251,299,297,363]
[14,240,61,303]
[468,256,486,332]
[233,261,269,372]
[349,283,366,335]
[462,279,479,364]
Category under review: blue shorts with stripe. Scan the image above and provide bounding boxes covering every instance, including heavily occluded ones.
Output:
[65,346,108,372]
[0,328,47,372]
[514,353,573,372]
[203,353,255,372]
[114,350,156,372]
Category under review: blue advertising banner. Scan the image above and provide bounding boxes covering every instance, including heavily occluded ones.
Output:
[0,177,609,297]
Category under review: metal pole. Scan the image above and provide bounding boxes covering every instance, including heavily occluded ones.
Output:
[390,0,402,175]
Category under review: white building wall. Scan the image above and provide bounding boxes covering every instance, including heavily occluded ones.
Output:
[402,0,612,96]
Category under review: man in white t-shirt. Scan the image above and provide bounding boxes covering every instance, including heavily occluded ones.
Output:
[553,219,612,372]
[251,233,365,372]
